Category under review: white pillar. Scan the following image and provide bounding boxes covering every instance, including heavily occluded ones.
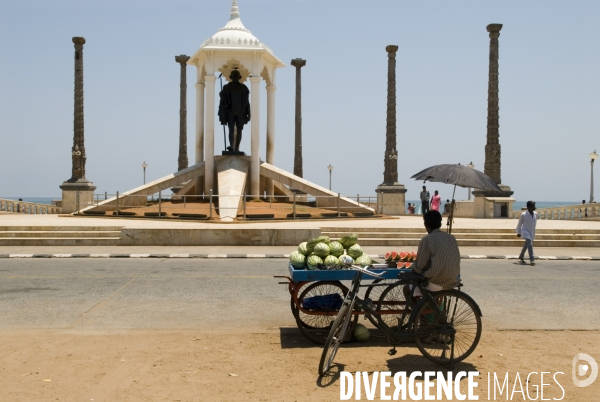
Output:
[204,75,216,195]
[250,76,261,198]
[195,82,205,195]
[266,84,276,199]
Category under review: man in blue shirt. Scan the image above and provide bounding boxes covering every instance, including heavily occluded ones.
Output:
[516,201,538,266]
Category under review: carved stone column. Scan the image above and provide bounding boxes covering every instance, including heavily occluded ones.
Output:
[60,37,96,214]
[175,55,190,171]
[473,24,513,219]
[376,45,406,215]
[291,58,306,178]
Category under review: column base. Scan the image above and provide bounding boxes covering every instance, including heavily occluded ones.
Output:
[473,184,514,218]
[375,184,407,215]
[59,180,97,214]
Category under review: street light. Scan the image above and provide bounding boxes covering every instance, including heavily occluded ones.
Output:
[590,150,598,203]
[327,164,333,190]
[467,161,475,200]
[141,161,148,185]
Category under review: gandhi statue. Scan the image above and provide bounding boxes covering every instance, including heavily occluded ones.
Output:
[218,69,251,152]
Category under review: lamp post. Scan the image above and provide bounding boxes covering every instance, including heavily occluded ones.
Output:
[141,161,148,185]
[327,164,333,190]
[590,150,598,203]
[467,161,475,200]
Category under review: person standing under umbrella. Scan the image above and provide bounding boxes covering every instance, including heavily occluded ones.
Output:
[430,190,442,212]
[419,186,430,215]
[516,201,538,266]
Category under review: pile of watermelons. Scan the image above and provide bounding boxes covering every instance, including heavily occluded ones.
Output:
[384,251,417,268]
[289,234,374,270]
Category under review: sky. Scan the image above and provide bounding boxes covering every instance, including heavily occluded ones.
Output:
[1,0,598,202]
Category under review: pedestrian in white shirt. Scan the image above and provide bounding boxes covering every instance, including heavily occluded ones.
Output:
[516,201,538,266]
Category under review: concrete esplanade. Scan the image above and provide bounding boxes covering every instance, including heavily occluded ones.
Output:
[1,214,599,260]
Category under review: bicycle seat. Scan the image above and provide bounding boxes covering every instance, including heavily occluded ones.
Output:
[398,271,428,284]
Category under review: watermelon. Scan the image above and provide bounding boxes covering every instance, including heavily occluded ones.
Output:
[352,323,370,342]
[328,241,344,257]
[339,234,358,249]
[298,242,308,256]
[411,251,417,261]
[306,236,330,253]
[307,255,323,270]
[313,243,330,258]
[347,244,363,259]
[404,262,413,269]
[399,251,410,262]
[289,251,306,269]
[324,255,340,269]
[385,252,393,262]
[392,251,401,261]
[355,254,372,267]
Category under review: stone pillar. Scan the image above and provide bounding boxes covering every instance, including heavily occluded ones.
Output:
[175,55,190,172]
[376,45,406,215]
[204,75,217,195]
[266,84,276,199]
[291,58,306,178]
[249,76,261,199]
[474,24,513,218]
[195,81,205,195]
[60,36,96,214]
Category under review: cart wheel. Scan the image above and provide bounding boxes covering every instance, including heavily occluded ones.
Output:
[295,281,355,345]
[290,281,314,318]
[377,282,409,331]
[364,279,398,327]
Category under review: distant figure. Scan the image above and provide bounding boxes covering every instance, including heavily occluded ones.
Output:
[218,69,251,152]
[17,198,23,213]
[516,201,538,266]
[582,200,587,217]
[443,199,451,215]
[407,203,416,215]
[430,190,441,212]
[419,186,430,215]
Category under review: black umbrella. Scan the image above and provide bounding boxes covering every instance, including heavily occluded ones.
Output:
[411,164,502,234]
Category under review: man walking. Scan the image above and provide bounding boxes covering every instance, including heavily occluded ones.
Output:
[420,186,430,215]
[516,201,538,266]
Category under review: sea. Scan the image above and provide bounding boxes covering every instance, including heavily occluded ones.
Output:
[1,196,584,211]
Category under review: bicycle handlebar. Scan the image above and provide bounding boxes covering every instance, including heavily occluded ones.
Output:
[345,264,387,278]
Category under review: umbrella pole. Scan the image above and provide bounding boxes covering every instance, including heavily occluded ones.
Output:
[447,185,457,234]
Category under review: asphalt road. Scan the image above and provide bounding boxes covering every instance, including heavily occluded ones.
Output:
[0,259,598,331]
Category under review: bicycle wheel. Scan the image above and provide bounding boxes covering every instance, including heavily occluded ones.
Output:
[295,281,354,344]
[290,281,314,319]
[364,279,398,327]
[318,303,352,376]
[376,282,409,331]
[414,290,482,366]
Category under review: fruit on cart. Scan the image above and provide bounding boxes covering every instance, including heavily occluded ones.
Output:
[307,255,323,270]
[404,262,413,268]
[289,251,306,269]
[298,242,308,256]
[347,244,363,259]
[355,254,372,267]
[306,236,330,253]
[313,243,330,258]
[339,234,358,249]
[399,251,410,261]
[353,323,370,342]
[328,241,344,257]
[385,251,399,262]
[411,251,417,261]
[324,255,340,269]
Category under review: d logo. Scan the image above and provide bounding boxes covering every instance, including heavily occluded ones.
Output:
[572,353,598,388]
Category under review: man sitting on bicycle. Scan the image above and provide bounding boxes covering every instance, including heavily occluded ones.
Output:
[404,210,461,300]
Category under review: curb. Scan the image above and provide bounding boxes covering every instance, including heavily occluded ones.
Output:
[1,254,599,260]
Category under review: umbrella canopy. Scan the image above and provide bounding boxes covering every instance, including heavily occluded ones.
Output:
[411,164,502,192]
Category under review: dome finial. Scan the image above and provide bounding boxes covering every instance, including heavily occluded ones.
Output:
[230,0,240,20]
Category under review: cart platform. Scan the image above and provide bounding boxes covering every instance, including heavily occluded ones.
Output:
[288,263,411,281]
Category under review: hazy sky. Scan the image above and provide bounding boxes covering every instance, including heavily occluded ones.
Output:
[1,0,598,202]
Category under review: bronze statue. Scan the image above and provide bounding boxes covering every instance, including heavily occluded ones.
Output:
[218,69,251,152]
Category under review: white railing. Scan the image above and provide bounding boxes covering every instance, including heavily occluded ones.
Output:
[0,198,62,214]
[511,204,599,220]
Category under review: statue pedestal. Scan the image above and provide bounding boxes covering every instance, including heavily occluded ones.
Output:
[473,184,514,218]
[222,150,246,156]
[375,184,407,216]
[59,180,97,214]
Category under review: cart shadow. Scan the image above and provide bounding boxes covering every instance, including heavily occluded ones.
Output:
[386,354,478,377]
[278,327,422,349]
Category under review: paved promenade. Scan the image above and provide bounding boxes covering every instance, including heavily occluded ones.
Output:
[1,213,599,258]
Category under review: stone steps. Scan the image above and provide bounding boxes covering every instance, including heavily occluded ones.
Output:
[0,226,122,246]
[322,231,600,241]
[351,238,600,247]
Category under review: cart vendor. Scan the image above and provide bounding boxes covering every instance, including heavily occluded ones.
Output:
[404,210,461,298]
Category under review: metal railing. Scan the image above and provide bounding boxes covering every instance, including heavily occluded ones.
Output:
[0,198,61,214]
[511,203,599,220]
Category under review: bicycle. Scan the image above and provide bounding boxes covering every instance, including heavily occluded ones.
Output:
[318,263,482,376]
